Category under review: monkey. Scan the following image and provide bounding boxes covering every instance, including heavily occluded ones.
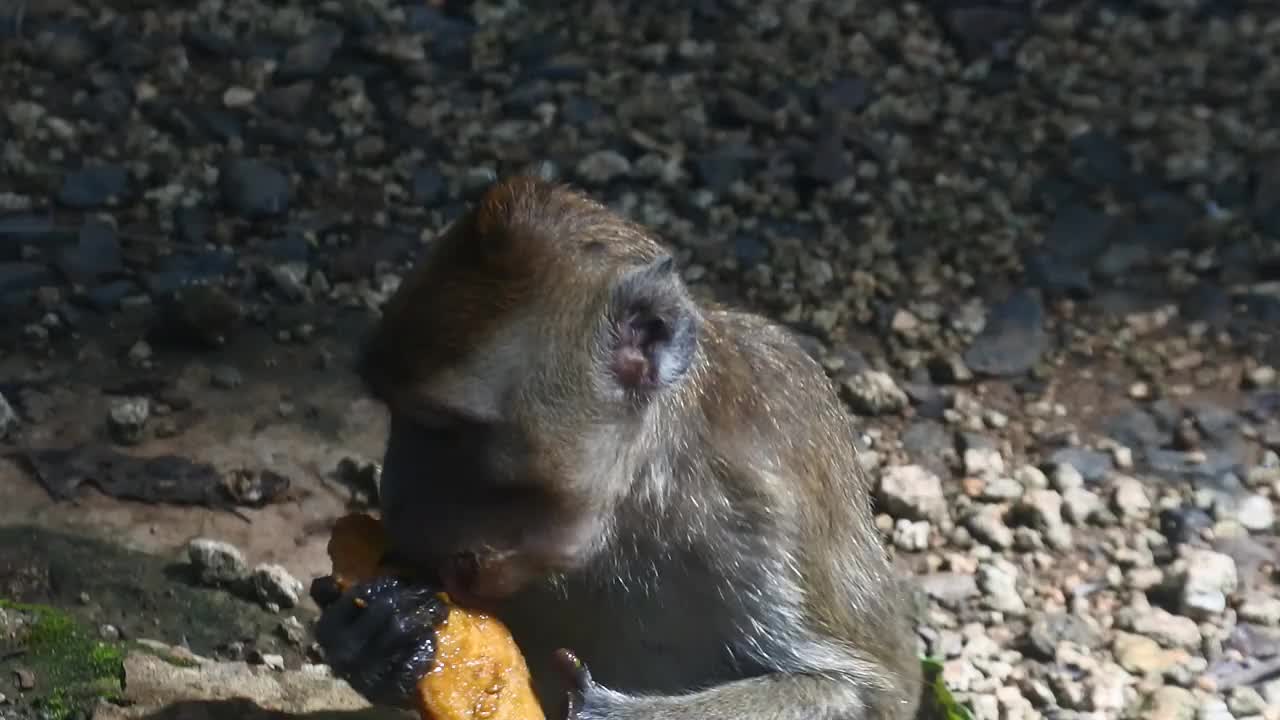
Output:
[314,175,924,720]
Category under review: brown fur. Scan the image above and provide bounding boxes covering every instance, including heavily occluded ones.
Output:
[359,175,923,720]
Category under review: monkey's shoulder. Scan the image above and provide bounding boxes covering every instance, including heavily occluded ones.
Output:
[703,310,826,372]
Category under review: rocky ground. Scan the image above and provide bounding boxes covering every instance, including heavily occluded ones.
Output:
[0,0,1278,718]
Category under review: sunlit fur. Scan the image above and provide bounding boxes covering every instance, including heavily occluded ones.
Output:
[361,176,923,720]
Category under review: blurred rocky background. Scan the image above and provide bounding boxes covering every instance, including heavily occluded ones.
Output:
[0,0,1278,718]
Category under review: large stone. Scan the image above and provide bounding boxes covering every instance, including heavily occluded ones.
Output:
[878,465,949,524]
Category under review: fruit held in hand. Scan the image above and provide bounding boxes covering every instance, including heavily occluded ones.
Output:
[318,513,546,720]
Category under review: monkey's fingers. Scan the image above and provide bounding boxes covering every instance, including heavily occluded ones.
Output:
[310,575,344,609]
[553,648,595,719]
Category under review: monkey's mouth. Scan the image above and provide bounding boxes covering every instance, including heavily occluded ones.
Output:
[437,550,526,610]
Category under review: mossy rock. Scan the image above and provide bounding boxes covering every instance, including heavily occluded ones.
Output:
[0,600,125,720]
[0,526,318,719]
[0,525,314,658]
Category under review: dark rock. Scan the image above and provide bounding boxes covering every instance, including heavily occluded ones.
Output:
[934,3,1029,62]
[220,159,291,219]
[89,86,134,125]
[0,214,74,263]
[503,81,552,114]
[693,148,748,194]
[1237,293,1280,325]
[143,251,237,295]
[189,106,244,143]
[402,6,474,64]
[277,24,344,80]
[1158,506,1213,545]
[81,280,137,311]
[32,21,103,72]
[57,219,122,283]
[902,383,947,420]
[1148,398,1184,430]
[1219,240,1266,286]
[902,421,952,476]
[1129,214,1192,252]
[1145,448,1244,484]
[1243,391,1280,423]
[1251,154,1280,236]
[1069,130,1135,189]
[1049,448,1113,483]
[57,164,131,209]
[1030,173,1081,212]
[1026,612,1103,660]
[0,214,58,252]
[799,130,851,185]
[184,27,240,58]
[817,76,871,113]
[713,88,774,128]
[962,288,1048,377]
[1102,407,1163,453]
[1095,241,1152,277]
[958,432,995,452]
[1180,283,1233,327]
[107,40,155,71]
[1023,250,1092,298]
[261,81,314,117]
[1044,204,1114,262]
[0,262,53,295]
[561,96,601,125]
[302,156,339,181]
[173,206,211,244]
[927,353,973,384]
[148,285,243,349]
[734,235,768,267]
[411,166,447,206]
[1187,402,1239,446]
[22,443,286,508]
[266,234,309,264]
[530,54,589,83]
[245,116,306,148]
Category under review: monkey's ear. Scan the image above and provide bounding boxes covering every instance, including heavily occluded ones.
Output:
[605,254,701,395]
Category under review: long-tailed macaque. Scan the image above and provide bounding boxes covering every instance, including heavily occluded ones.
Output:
[315,176,923,720]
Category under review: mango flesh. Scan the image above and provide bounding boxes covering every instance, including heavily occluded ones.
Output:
[324,513,546,720]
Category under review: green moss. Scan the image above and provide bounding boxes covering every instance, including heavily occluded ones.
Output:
[919,656,975,720]
[0,599,126,720]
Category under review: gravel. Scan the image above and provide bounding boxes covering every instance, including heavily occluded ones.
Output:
[0,1,1276,719]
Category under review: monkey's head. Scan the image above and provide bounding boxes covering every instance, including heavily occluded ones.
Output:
[357,176,703,604]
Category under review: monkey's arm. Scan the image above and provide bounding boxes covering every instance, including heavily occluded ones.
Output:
[561,654,889,720]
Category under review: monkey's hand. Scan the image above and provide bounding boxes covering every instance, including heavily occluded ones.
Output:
[313,575,446,709]
[554,648,608,720]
